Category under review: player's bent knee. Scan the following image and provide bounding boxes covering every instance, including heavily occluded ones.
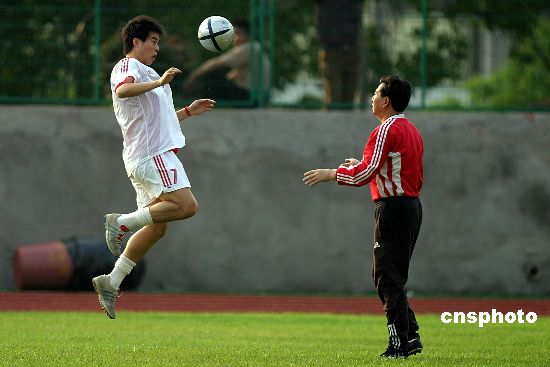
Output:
[162,189,199,220]
[180,199,199,219]
[172,198,198,220]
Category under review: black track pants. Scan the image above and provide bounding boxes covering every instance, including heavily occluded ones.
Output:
[372,196,422,348]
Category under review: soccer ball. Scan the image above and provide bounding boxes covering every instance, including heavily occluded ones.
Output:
[197,16,234,52]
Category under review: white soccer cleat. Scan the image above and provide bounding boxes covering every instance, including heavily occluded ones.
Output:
[104,213,127,256]
[92,275,118,319]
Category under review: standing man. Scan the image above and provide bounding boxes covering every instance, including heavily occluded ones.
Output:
[92,15,215,319]
[303,75,424,358]
[315,0,364,109]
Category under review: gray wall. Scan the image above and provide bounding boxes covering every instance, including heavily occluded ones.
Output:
[1,106,549,296]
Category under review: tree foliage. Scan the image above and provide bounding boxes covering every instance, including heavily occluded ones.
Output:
[3,0,549,108]
[99,0,318,99]
[0,1,98,100]
[1,0,316,102]
[361,16,469,96]
[432,0,550,39]
[466,18,550,108]
[394,20,468,88]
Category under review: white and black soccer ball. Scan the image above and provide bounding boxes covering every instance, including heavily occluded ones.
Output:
[197,16,234,52]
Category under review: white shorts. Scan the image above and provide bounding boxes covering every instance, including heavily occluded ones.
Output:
[129,150,191,208]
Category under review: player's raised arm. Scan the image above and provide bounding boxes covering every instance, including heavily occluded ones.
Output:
[116,67,182,98]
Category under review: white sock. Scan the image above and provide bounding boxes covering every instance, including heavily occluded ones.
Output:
[117,207,153,232]
[108,254,136,290]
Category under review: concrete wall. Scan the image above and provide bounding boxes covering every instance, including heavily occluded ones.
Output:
[1,106,549,296]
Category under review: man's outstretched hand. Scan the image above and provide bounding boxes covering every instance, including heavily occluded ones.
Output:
[303,169,336,186]
[188,99,216,115]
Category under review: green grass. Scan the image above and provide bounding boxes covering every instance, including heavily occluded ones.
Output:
[0,312,548,366]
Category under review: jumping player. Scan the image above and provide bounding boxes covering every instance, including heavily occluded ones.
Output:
[92,15,215,319]
[303,75,424,358]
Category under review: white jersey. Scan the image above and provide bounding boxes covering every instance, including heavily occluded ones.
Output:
[110,57,185,175]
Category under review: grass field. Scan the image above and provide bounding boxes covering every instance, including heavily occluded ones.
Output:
[0,311,548,366]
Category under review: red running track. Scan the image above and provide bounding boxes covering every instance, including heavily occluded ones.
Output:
[1,292,549,315]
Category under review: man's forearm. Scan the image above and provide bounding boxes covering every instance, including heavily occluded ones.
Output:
[116,80,161,98]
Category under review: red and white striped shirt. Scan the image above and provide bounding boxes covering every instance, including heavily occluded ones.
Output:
[336,114,423,202]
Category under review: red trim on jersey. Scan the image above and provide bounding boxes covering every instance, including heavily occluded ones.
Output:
[121,58,129,73]
[115,76,134,92]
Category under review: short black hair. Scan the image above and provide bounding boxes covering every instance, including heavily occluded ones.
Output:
[122,15,164,55]
[379,75,412,112]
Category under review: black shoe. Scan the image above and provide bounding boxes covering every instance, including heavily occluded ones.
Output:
[380,345,408,358]
[407,337,423,356]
